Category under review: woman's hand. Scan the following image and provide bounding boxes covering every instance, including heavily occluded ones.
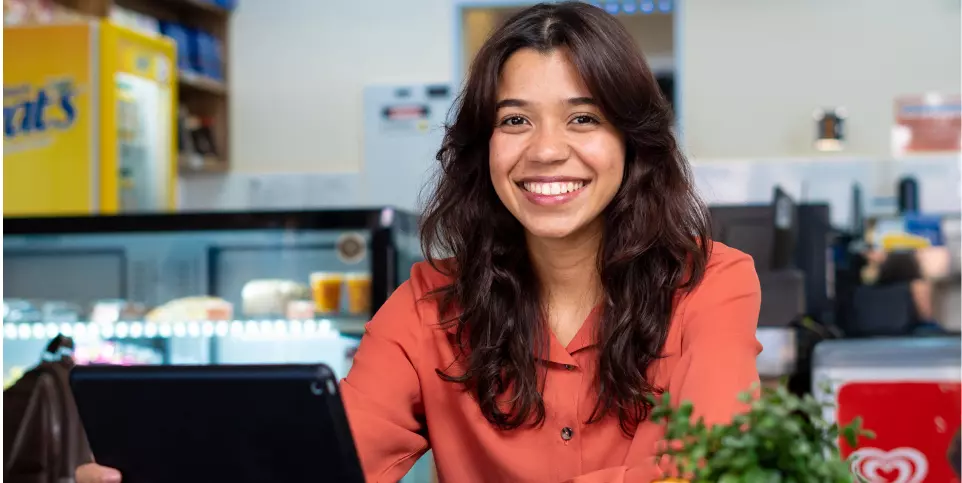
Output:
[76,463,122,483]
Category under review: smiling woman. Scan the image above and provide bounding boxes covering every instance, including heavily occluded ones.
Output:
[421,0,721,439]
[76,3,762,483]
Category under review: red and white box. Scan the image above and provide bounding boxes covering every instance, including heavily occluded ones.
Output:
[838,381,960,483]
[813,338,961,483]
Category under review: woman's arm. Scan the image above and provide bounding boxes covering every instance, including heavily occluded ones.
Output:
[341,276,430,482]
[564,250,763,483]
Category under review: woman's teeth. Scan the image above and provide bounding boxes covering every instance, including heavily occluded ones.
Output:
[522,181,585,195]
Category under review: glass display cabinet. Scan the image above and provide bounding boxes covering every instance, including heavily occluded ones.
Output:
[2,207,439,482]
[2,207,421,382]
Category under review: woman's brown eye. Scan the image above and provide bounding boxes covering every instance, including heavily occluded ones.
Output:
[573,115,598,125]
[502,116,526,126]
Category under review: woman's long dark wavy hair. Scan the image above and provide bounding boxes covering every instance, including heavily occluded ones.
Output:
[419,1,711,436]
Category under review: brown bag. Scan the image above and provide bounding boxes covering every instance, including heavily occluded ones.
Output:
[3,335,93,483]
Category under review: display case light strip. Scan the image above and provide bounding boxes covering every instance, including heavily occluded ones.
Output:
[2,320,341,341]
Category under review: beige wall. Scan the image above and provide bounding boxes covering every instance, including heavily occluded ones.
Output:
[227,0,960,173]
[228,0,452,173]
[678,0,961,159]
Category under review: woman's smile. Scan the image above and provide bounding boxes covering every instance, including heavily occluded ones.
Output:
[516,177,592,206]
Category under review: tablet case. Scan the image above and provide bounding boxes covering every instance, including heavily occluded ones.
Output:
[70,364,364,483]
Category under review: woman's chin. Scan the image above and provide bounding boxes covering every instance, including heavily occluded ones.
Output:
[525,226,578,240]
[520,216,598,242]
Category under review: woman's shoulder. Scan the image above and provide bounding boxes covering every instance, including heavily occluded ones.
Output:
[704,241,757,276]
[376,259,455,324]
[677,241,761,314]
[362,259,454,341]
[406,258,456,297]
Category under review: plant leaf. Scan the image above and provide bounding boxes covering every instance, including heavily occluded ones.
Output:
[648,379,874,480]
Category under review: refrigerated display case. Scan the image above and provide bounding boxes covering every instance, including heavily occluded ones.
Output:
[2,208,422,380]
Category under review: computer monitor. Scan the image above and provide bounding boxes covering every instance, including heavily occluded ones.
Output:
[772,187,799,270]
[709,204,775,271]
[796,203,832,317]
[709,196,831,321]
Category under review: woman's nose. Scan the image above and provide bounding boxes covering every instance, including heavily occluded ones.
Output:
[526,125,570,164]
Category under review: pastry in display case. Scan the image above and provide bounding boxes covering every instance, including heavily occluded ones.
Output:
[2,208,422,387]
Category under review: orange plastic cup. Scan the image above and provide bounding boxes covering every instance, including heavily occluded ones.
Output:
[310,272,344,314]
[345,273,372,315]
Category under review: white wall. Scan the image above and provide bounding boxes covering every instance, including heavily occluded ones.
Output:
[228,0,452,173]
[679,0,961,159]
[225,0,960,173]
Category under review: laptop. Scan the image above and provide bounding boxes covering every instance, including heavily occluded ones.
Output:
[70,364,365,483]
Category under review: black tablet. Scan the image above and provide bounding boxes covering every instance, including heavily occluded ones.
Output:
[70,364,364,483]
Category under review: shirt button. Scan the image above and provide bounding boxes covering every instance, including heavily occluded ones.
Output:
[563,364,574,371]
[561,427,574,441]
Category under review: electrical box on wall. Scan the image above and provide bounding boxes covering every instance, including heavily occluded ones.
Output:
[361,84,453,213]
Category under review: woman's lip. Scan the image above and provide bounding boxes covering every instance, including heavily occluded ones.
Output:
[519,184,587,206]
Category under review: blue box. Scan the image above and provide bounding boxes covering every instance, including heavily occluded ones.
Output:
[214,0,237,10]
[192,31,224,81]
[904,214,944,246]
[159,21,195,74]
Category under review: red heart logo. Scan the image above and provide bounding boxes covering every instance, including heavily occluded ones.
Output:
[876,467,902,482]
[850,447,928,483]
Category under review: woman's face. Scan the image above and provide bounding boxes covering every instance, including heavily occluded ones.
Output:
[489,48,625,240]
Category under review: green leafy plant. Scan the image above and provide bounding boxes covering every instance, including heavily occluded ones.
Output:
[649,383,874,483]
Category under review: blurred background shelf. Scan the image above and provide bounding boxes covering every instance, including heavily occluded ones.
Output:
[179,71,227,95]
[52,0,234,171]
[133,0,231,17]
[179,153,229,173]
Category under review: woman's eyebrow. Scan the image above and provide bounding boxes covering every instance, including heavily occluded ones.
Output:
[495,97,596,110]
[566,96,596,106]
[496,98,528,109]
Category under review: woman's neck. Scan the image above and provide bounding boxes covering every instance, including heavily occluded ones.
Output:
[526,219,603,311]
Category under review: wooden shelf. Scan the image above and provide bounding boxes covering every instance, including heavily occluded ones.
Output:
[113,0,228,30]
[165,0,230,17]
[57,0,233,174]
[178,155,229,174]
[179,71,227,95]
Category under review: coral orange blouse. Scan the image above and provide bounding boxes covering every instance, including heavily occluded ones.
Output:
[341,242,762,483]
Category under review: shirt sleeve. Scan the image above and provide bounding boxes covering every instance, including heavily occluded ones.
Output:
[562,249,763,483]
[340,275,430,483]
